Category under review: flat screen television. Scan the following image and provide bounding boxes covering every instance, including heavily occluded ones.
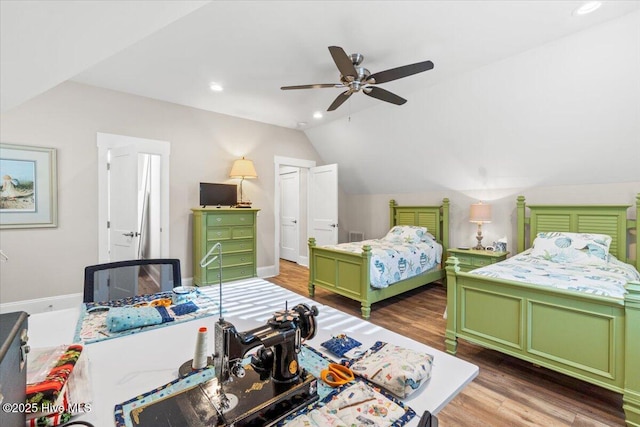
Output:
[199,183,237,207]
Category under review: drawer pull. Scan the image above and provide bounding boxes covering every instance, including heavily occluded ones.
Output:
[216,218,221,222]
[217,232,222,236]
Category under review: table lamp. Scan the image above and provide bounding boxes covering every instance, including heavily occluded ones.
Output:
[229,157,257,207]
[470,202,491,250]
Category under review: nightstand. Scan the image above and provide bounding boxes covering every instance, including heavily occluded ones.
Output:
[447,248,509,272]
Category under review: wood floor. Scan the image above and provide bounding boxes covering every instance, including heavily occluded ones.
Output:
[267,260,625,427]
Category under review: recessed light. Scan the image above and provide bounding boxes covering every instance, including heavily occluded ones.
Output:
[313,112,323,119]
[573,1,602,16]
[209,82,224,92]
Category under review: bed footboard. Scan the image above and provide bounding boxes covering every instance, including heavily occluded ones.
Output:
[446,257,640,426]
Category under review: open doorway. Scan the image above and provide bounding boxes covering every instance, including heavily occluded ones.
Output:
[273,156,339,277]
[97,133,170,263]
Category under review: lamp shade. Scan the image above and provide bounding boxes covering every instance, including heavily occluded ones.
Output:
[470,202,492,223]
[229,157,257,179]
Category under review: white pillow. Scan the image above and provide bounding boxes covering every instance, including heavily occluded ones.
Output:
[530,232,612,262]
[384,225,431,244]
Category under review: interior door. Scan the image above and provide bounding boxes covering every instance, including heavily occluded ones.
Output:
[280,167,299,262]
[109,145,141,263]
[309,164,338,246]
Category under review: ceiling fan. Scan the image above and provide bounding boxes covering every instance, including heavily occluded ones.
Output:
[281,46,434,112]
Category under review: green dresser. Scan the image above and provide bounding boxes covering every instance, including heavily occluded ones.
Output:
[192,208,259,285]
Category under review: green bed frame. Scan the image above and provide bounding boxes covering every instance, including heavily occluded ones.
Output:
[308,199,450,319]
[445,194,640,426]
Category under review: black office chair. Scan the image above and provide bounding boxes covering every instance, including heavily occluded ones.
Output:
[83,258,182,303]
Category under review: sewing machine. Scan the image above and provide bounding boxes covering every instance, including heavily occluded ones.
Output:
[133,303,319,426]
[209,302,320,426]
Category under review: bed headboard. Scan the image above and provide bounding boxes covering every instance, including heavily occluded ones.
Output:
[517,194,639,268]
[389,198,450,251]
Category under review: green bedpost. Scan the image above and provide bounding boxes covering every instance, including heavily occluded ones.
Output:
[308,238,316,297]
[360,244,373,319]
[444,256,460,355]
[623,281,640,426]
[442,198,450,254]
[389,199,397,229]
[636,193,639,269]
[517,196,526,254]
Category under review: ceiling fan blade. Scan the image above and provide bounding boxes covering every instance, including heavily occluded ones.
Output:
[327,90,352,111]
[328,46,357,80]
[281,83,339,90]
[364,86,407,105]
[368,60,434,84]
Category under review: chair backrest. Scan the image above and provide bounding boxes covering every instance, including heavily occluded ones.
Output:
[83,258,182,303]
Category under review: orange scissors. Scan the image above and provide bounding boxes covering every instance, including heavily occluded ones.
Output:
[320,363,355,387]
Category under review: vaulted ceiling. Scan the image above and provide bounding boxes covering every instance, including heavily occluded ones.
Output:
[2,1,639,194]
[2,1,638,127]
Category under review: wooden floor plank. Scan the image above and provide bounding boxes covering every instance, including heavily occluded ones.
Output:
[267,260,625,426]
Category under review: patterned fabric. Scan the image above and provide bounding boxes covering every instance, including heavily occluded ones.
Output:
[344,342,434,398]
[26,345,83,411]
[321,236,442,289]
[105,306,174,333]
[282,380,415,427]
[469,250,640,299]
[321,334,363,358]
[74,289,224,344]
[530,232,612,262]
[384,225,433,244]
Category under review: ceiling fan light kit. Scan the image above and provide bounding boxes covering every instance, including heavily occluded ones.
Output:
[281,46,434,112]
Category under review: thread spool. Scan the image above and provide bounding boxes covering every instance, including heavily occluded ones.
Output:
[192,326,209,370]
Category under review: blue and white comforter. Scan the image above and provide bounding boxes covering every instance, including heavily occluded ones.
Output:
[321,238,442,289]
[468,249,640,299]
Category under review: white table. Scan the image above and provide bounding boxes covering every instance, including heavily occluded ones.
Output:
[28,279,478,426]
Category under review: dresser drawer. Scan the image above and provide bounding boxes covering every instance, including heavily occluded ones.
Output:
[205,264,255,283]
[206,252,254,268]
[455,255,472,266]
[206,226,254,241]
[206,213,255,227]
[206,239,254,254]
[471,257,492,267]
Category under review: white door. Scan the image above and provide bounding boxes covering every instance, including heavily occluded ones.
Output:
[309,164,338,246]
[109,145,141,262]
[280,167,299,262]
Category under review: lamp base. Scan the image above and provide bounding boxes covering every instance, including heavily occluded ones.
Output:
[472,244,486,250]
[235,202,252,208]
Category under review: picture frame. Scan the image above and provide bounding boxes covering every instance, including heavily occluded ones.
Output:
[0,143,57,229]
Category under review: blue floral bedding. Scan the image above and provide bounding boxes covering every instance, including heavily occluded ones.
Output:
[469,250,640,299]
[321,235,442,289]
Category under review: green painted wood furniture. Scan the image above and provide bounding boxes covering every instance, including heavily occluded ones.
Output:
[446,248,508,272]
[445,194,640,426]
[192,208,259,285]
[309,199,450,319]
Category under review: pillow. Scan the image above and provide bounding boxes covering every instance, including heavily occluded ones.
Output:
[530,232,612,263]
[345,341,434,398]
[384,225,431,244]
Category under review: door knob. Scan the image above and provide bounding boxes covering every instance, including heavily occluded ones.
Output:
[292,219,297,224]
[123,231,141,237]
[330,223,338,228]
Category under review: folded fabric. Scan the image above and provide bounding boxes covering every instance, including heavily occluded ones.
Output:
[284,381,413,427]
[26,345,83,411]
[170,301,199,316]
[321,334,362,358]
[345,341,434,398]
[106,306,174,333]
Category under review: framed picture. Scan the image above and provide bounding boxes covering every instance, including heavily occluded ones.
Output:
[0,143,57,229]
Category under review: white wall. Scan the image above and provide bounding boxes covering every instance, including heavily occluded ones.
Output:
[345,182,639,260]
[0,82,325,303]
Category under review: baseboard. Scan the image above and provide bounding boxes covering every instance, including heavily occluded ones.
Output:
[298,256,309,268]
[0,293,83,315]
[258,265,276,278]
